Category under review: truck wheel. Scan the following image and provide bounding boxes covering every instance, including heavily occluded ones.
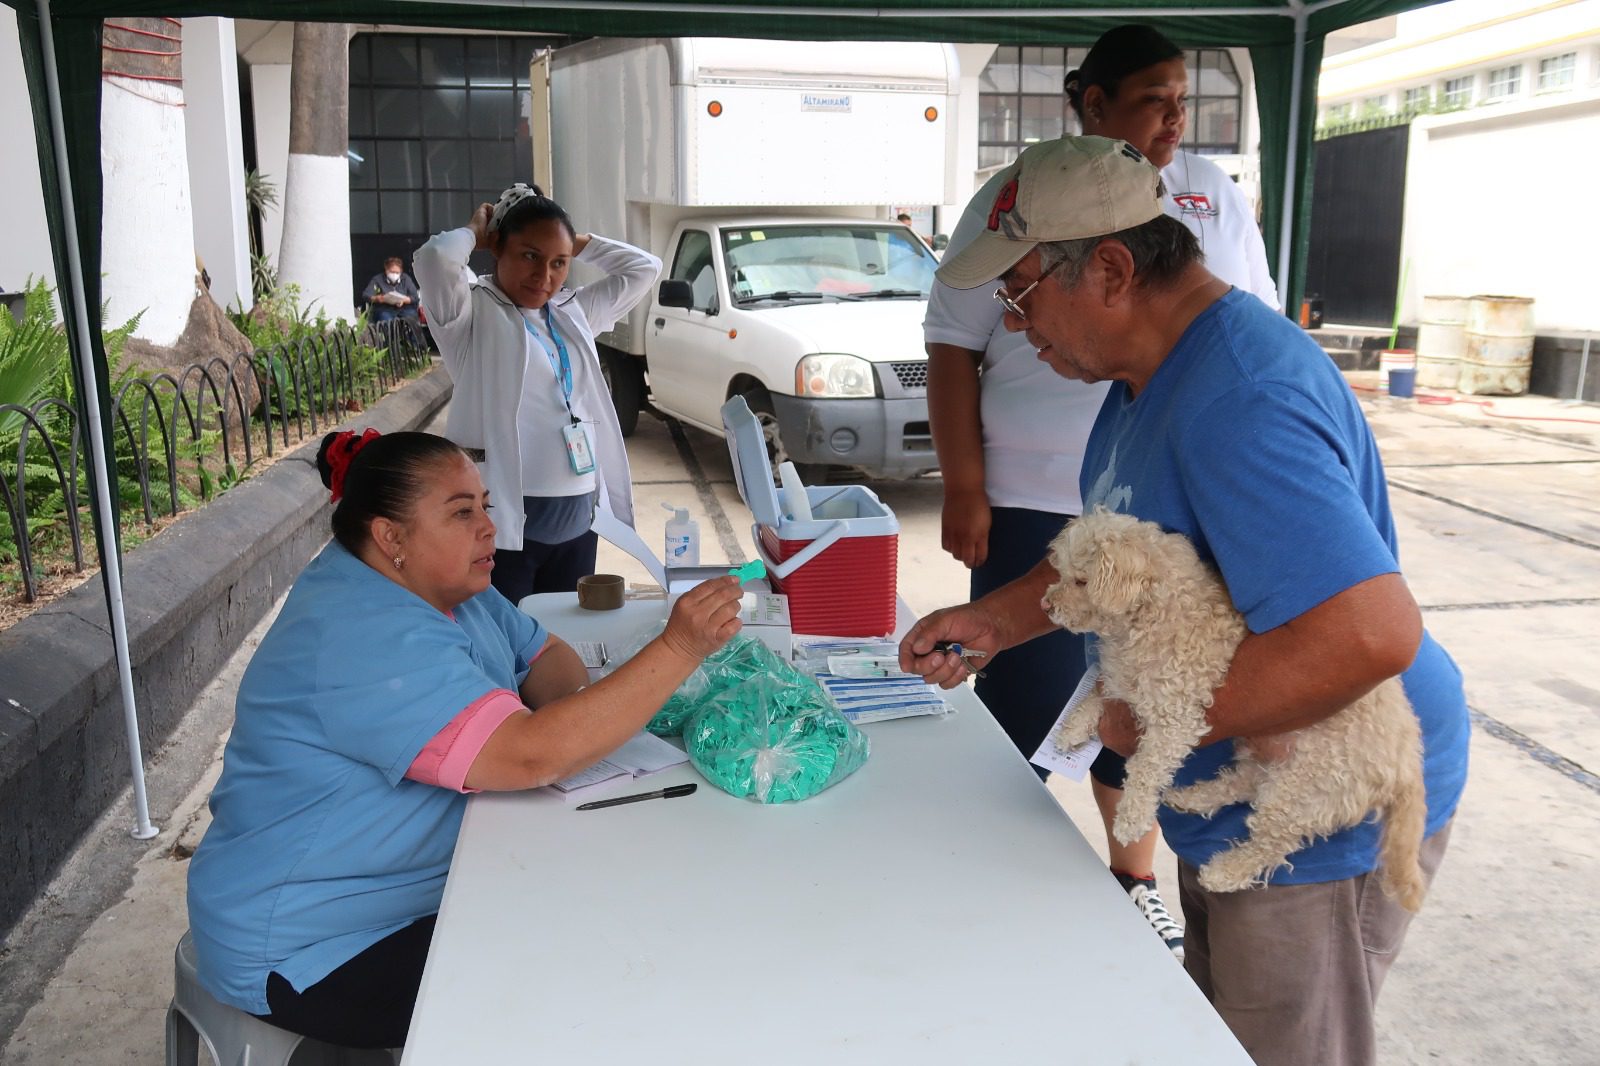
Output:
[600,348,645,437]
[741,388,828,485]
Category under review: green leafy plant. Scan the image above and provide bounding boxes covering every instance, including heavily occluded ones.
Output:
[244,170,279,303]
[0,279,145,569]
[0,278,65,438]
[250,253,279,302]
[5,271,427,605]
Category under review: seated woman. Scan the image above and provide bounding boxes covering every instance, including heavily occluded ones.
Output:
[186,429,742,1050]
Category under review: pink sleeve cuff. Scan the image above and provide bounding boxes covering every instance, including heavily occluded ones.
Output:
[405,689,526,793]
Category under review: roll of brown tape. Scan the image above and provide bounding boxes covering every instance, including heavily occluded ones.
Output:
[576,573,625,610]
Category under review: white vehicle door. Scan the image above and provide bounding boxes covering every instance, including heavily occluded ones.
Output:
[647,228,728,425]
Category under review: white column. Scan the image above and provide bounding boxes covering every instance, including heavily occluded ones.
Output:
[0,7,58,298]
[277,152,354,321]
[183,17,251,312]
[101,76,197,345]
[249,62,291,265]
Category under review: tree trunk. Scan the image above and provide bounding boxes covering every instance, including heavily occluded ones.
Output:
[277,22,353,322]
[100,18,196,345]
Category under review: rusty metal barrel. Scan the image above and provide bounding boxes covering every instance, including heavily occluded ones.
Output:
[1459,295,1535,396]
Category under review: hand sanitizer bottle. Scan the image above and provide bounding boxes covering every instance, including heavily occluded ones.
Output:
[663,503,700,567]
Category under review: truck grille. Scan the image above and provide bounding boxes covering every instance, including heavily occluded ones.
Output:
[889,362,928,389]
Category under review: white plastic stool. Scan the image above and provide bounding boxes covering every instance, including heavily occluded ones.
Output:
[167,931,400,1066]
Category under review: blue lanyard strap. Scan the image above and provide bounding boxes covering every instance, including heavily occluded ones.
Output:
[524,307,574,409]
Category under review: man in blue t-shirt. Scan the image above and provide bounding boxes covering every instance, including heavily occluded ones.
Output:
[899,136,1468,1066]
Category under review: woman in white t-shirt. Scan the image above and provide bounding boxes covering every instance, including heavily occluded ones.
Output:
[923,25,1279,962]
[415,184,661,603]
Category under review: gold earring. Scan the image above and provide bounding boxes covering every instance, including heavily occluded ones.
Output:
[393,555,404,570]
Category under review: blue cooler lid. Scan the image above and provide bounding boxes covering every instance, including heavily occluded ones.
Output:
[720,396,784,530]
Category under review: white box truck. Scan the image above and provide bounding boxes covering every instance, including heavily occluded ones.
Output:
[544,37,959,480]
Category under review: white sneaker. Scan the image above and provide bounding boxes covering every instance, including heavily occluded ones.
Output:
[1116,871,1185,961]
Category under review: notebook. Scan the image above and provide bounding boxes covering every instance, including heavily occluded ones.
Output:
[550,731,690,803]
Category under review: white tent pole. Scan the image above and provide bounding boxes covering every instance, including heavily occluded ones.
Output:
[35,0,159,841]
[1275,1,1308,310]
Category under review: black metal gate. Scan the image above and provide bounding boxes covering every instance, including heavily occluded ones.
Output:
[345,33,552,308]
[1304,124,1410,327]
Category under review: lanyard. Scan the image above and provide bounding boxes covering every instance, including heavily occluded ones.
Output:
[524,307,575,415]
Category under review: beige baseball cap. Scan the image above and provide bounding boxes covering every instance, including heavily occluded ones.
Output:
[936,135,1167,290]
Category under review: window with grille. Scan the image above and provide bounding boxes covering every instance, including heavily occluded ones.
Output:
[1442,76,1474,109]
[1486,65,1522,101]
[1402,86,1431,113]
[1324,102,1353,124]
[1187,50,1243,154]
[976,45,1242,169]
[1361,95,1388,116]
[1538,53,1576,91]
[348,34,543,237]
[977,46,1088,169]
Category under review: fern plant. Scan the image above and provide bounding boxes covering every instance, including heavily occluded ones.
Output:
[0,278,66,439]
[0,277,146,565]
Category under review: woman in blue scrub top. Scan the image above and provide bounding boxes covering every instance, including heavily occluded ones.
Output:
[187,430,742,1050]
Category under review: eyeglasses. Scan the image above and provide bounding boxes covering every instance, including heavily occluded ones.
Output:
[993,276,1042,320]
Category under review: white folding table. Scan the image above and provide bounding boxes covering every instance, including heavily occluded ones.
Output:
[402,595,1249,1064]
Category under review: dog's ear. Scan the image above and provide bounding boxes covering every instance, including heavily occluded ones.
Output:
[1087,520,1157,617]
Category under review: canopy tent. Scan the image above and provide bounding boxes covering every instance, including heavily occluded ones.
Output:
[8,0,1444,837]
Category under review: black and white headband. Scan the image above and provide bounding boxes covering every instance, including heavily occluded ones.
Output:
[489,183,542,233]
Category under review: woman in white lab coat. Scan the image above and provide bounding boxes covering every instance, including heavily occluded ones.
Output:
[414,183,662,603]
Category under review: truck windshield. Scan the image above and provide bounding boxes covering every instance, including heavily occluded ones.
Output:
[723,225,936,305]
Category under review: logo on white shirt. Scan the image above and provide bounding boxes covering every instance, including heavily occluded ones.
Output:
[1172,192,1219,220]
[1087,443,1134,514]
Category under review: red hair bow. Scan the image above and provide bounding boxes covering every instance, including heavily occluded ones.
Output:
[327,428,381,503]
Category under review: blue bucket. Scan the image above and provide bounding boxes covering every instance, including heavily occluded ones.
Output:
[1387,367,1416,398]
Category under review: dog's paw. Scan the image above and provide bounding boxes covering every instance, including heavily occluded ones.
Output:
[1112,800,1158,846]
[1053,699,1102,749]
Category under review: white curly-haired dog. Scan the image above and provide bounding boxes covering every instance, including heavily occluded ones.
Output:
[1043,507,1428,910]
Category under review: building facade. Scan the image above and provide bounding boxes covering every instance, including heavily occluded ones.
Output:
[1316,0,1600,331]
[1,17,1266,337]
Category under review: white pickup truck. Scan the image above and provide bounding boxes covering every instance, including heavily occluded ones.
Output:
[543,36,958,479]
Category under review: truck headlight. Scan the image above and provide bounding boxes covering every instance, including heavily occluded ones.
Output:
[796,353,877,398]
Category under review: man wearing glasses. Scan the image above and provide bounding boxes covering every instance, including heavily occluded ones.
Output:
[924,162,1164,952]
[902,136,1467,1066]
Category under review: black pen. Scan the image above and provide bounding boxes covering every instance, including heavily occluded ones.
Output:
[575,783,697,811]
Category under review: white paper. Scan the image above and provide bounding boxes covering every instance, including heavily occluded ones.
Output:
[591,509,666,588]
[609,730,689,776]
[551,759,629,794]
[549,732,689,802]
[1030,664,1104,782]
[571,641,608,669]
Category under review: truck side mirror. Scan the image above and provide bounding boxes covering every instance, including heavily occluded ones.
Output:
[658,280,695,310]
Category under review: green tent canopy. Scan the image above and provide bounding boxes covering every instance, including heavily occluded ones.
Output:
[6,0,1443,835]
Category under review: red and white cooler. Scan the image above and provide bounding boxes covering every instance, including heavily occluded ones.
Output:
[722,397,899,636]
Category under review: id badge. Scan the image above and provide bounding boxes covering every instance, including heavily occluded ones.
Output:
[562,422,596,475]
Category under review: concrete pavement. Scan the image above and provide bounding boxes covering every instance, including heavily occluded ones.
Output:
[2,385,1597,1064]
